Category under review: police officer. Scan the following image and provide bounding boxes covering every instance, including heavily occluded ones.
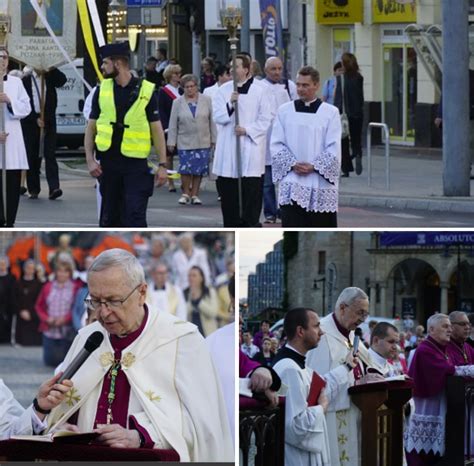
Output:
[84,43,167,227]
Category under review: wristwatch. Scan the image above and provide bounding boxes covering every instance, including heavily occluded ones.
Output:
[33,397,51,415]
[158,162,167,168]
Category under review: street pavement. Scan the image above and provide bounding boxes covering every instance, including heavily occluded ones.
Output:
[13,146,474,228]
[0,343,53,408]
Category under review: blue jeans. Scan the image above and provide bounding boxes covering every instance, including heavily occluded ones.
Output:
[42,334,72,367]
[263,165,278,218]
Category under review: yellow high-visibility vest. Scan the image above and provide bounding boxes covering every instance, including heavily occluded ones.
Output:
[95,78,155,158]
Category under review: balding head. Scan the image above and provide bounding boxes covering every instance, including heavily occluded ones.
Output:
[264,57,284,83]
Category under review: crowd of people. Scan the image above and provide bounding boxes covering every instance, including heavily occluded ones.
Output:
[0,232,234,368]
[0,248,234,462]
[241,288,474,466]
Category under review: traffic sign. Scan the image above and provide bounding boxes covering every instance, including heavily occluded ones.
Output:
[126,0,163,7]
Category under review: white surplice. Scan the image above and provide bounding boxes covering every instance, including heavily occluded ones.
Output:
[270,100,341,213]
[146,281,187,321]
[273,354,331,466]
[306,313,372,466]
[0,75,31,170]
[0,379,46,439]
[212,78,274,178]
[259,78,292,165]
[45,310,233,462]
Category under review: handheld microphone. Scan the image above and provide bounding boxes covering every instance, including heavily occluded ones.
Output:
[58,331,104,383]
[352,328,363,356]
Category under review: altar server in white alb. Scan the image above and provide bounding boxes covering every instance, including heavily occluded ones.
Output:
[270,66,341,227]
[212,53,274,227]
[0,50,31,227]
[273,307,360,466]
[45,249,233,463]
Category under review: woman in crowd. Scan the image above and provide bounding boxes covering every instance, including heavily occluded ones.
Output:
[337,52,364,176]
[252,337,275,367]
[15,259,42,346]
[158,64,183,192]
[184,266,218,337]
[200,57,216,92]
[35,254,82,367]
[0,256,17,343]
[167,74,216,206]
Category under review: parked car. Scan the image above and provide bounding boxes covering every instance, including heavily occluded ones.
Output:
[56,58,86,150]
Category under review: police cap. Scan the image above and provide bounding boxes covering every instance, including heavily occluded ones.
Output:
[99,42,130,60]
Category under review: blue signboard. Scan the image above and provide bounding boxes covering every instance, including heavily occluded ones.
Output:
[259,0,284,59]
[127,0,162,6]
[380,232,474,247]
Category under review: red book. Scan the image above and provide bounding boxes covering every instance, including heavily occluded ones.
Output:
[307,371,327,406]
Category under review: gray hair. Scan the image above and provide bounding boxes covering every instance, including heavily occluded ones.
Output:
[449,310,468,322]
[335,287,368,312]
[427,313,449,332]
[181,73,199,87]
[88,248,145,288]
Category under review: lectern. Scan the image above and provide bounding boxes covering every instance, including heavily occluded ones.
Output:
[349,379,413,466]
[0,439,180,462]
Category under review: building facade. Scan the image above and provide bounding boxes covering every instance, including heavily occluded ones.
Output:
[287,231,474,326]
[247,240,284,316]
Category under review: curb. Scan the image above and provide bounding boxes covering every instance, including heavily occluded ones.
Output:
[340,194,474,214]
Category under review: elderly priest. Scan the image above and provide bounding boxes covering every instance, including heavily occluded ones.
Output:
[45,249,233,462]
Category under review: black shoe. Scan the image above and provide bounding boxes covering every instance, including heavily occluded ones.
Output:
[20,187,27,195]
[49,188,63,200]
[355,155,363,175]
[341,172,349,178]
[28,192,39,199]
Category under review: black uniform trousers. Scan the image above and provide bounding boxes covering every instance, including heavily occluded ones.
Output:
[281,202,337,228]
[0,170,22,227]
[23,121,60,195]
[217,176,263,227]
[99,157,154,227]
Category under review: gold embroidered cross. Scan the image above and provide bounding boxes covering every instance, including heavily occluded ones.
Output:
[338,434,348,445]
[65,387,81,407]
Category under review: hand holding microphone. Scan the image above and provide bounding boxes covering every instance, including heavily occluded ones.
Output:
[345,327,363,370]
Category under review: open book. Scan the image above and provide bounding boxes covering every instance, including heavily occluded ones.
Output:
[11,430,99,444]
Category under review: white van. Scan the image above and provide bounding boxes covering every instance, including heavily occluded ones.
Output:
[56,58,86,150]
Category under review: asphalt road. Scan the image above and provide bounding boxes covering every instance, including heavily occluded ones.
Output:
[13,160,474,228]
[0,343,52,408]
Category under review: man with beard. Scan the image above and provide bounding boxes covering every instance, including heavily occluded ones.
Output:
[84,43,167,227]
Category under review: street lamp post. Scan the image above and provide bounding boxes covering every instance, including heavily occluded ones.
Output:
[313,277,326,315]
[109,0,120,43]
[0,14,10,225]
[220,1,243,219]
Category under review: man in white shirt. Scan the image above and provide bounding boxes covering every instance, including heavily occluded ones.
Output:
[271,66,341,227]
[0,373,73,439]
[203,64,231,102]
[147,262,187,321]
[241,331,260,358]
[260,57,293,224]
[212,54,273,227]
[368,322,400,378]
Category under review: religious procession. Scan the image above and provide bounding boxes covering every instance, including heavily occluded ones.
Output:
[0,0,470,228]
[240,231,474,466]
[0,230,235,462]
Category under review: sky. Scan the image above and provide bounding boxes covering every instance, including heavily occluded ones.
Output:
[238,230,283,299]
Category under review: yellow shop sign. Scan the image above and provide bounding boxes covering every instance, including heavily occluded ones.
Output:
[372,0,417,23]
[316,0,363,25]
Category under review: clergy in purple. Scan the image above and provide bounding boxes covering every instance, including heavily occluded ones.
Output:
[404,313,474,466]
[447,311,474,365]
[44,249,233,462]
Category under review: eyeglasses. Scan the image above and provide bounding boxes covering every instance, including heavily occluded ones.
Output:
[85,284,141,311]
[453,322,471,327]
